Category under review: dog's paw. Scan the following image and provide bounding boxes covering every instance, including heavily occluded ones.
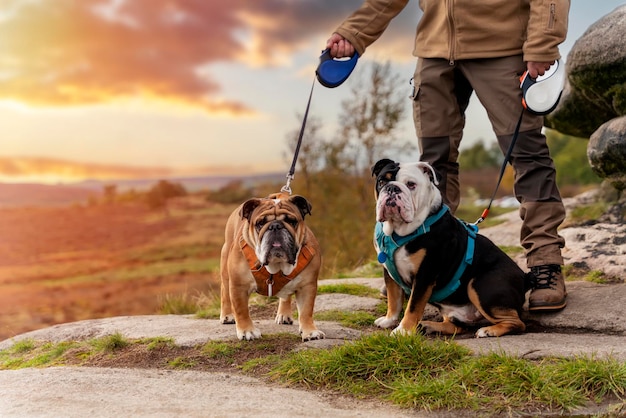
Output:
[475,327,497,338]
[236,327,262,341]
[220,315,235,325]
[390,324,412,336]
[302,329,325,342]
[417,323,437,335]
[374,316,399,329]
[275,314,294,325]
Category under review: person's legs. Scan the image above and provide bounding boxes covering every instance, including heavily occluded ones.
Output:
[413,58,472,214]
[461,56,567,311]
[379,58,470,297]
[504,130,567,311]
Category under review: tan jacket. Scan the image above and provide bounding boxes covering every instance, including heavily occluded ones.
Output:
[334,0,569,63]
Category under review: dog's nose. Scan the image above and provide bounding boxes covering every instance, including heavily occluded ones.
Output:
[268,221,284,231]
[385,184,401,194]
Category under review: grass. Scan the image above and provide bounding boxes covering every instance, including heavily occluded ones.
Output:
[41,259,219,287]
[89,332,129,352]
[317,283,381,298]
[267,333,626,414]
[0,340,79,369]
[564,202,610,227]
[1,332,625,415]
[498,245,524,258]
[455,204,517,229]
[314,309,379,329]
[3,192,624,414]
[334,260,383,279]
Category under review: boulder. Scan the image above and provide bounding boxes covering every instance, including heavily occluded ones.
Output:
[587,116,626,190]
[545,5,626,138]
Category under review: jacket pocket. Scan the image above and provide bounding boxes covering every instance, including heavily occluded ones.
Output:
[543,0,568,36]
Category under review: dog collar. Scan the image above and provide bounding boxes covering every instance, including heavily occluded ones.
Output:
[374,205,477,302]
[239,238,316,297]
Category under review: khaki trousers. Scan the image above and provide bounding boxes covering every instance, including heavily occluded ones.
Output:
[412,55,565,267]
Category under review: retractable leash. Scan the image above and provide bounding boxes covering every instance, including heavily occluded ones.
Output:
[472,109,524,225]
[473,60,565,225]
[280,49,360,194]
[280,77,316,195]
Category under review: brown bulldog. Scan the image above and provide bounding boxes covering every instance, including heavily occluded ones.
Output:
[219,192,325,341]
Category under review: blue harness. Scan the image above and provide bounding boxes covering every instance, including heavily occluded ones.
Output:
[374,205,477,303]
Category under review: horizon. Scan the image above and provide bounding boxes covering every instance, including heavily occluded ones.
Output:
[1,1,623,184]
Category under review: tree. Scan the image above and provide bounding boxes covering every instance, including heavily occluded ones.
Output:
[459,140,502,170]
[338,61,415,174]
[284,115,326,195]
[146,180,187,212]
[103,184,117,204]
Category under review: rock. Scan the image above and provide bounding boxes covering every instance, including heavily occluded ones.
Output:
[479,190,626,280]
[545,5,626,138]
[587,116,626,190]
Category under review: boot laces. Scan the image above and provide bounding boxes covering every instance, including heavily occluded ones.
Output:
[529,264,561,290]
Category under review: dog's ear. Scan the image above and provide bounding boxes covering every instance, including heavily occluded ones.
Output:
[240,198,263,221]
[372,158,396,177]
[289,195,312,219]
[417,162,440,186]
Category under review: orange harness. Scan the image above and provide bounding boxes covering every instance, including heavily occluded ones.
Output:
[239,237,316,297]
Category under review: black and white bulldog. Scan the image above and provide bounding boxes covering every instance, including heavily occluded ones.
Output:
[372,158,528,338]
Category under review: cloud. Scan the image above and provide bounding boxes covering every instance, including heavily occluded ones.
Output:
[0,156,176,181]
[0,0,417,114]
[0,0,248,114]
[0,156,282,183]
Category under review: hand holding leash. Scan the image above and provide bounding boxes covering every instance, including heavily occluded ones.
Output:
[520,59,565,116]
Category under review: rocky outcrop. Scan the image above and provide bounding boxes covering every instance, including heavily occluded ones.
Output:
[588,116,626,190]
[545,5,626,191]
[546,5,626,138]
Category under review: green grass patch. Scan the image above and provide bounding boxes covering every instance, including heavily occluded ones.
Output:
[455,205,517,228]
[498,245,524,257]
[566,202,609,226]
[314,310,378,329]
[562,265,614,284]
[168,356,197,369]
[584,270,610,284]
[157,288,222,318]
[140,337,176,351]
[1,340,79,369]
[335,260,383,279]
[317,283,380,298]
[202,341,239,360]
[266,333,626,413]
[89,332,129,352]
[158,292,204,315]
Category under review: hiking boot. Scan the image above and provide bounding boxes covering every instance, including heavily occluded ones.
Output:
[528,264,567,312]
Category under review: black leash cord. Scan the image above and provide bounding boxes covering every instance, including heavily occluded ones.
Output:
[474,108,525,225]
[281,77,316,195]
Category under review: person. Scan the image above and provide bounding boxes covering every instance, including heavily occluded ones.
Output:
[326,0,570,311]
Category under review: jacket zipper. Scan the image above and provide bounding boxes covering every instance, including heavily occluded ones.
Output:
[447,0,455,65]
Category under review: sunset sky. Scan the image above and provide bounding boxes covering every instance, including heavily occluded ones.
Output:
[1,0,623,184]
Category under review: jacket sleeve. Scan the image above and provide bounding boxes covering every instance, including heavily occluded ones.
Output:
[333,0,409,56]
[524,0,570,62]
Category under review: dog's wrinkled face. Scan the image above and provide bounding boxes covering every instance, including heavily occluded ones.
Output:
[372,158,441,236]
[240,193,311,275]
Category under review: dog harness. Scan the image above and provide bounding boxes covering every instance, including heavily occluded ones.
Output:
[375,205,477,303]
[239,237,316,297]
